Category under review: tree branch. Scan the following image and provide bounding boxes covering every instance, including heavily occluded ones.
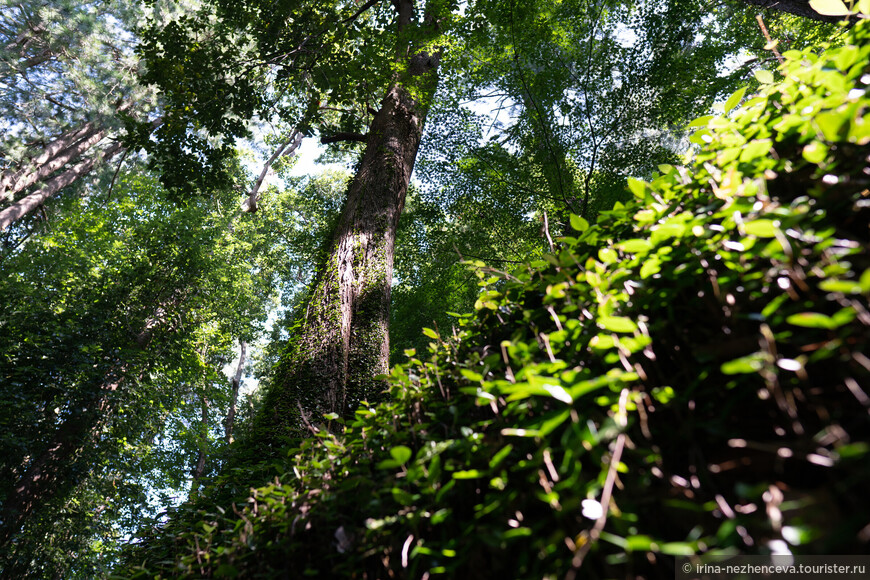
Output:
[244,132,302,213]
[320,131,368,145]
[341,0,382,26]
[0,141,123,232]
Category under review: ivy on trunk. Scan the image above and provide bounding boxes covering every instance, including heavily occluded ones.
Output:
[260,4,442,441]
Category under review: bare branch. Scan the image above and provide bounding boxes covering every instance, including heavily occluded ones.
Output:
[320,131,368,145]
[244,132,301,213]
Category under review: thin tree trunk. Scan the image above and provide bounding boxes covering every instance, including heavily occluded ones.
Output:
[260,1,441,439]
[224,340,247,444]
[191,395,209,488]
[0,141,123,231]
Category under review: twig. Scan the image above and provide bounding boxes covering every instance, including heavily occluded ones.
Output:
[756,15,784,64]
[297,401,320,436]
[542,210,555,253]
[567,389,628,577]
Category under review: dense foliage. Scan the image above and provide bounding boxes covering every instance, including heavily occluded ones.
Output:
[0,168,302,575]
[119,17,870,579]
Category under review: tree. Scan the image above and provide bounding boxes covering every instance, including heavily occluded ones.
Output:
[137,0,454,438]
[0,1,183,235]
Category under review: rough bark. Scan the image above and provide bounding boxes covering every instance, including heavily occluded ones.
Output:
[0,121,99,200]
[262,5,440,437]
[0,124,104,201]
[738,0,861,23]
[0,102,135,202]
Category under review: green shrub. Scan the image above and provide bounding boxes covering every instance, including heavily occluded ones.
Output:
[121,18,870,580]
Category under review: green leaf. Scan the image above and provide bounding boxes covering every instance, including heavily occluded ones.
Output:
[743,219,778,238]
[452,469,483,479]
[650,223,686,245]
[739,139,772,162]
[626,177,646,199]
[659,542,695,556]
[721,353,765,375]
[640,258,661,279]
[815,111,848,141]
[809,0,851,15]
[570,214,589,232]
[616,239,653,254]
[724,86,747,113]
[625,535,654,552]
[598,316,638,334]
[489,445,513,469]
[390,445,413,464]
[754,69,774,84]
[802,141,827,164]
[785,312,840,329]
[818,279,862,294]
[422,327,439,339]
[502,527,533,539]
[686,115,714,128]
[598,248,619,264]
[391,487,417,504]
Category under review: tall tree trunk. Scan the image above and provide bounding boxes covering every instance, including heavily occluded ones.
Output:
[260,4,441,440]
[191,394,209,493]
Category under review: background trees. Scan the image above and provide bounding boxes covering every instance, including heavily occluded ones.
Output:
[0,1,175,235]
[0,170,255,573]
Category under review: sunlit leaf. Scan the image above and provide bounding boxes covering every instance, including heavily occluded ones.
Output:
[809,0,850,15]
